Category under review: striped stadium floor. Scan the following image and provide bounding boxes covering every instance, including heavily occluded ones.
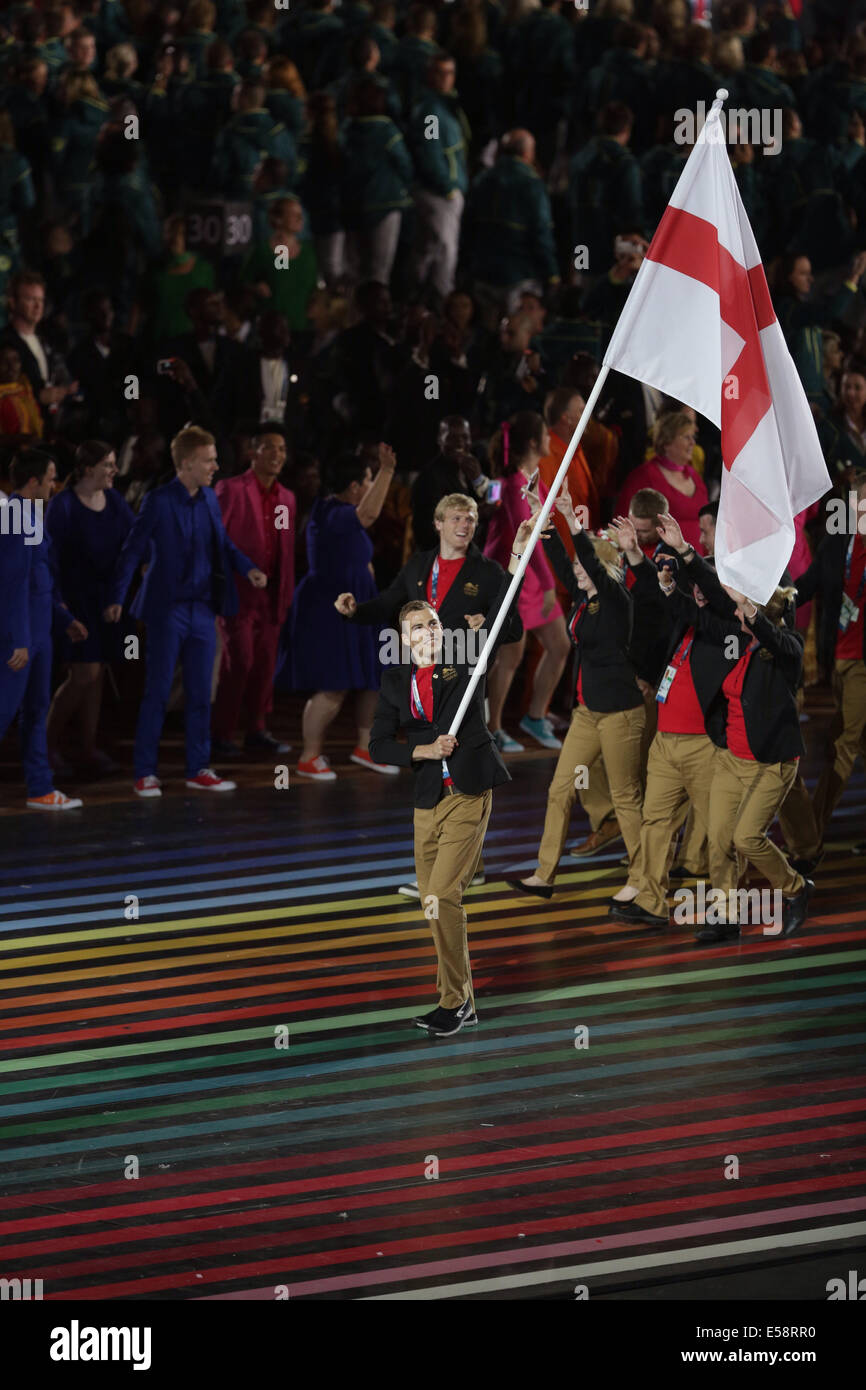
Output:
[0,697,865,1301]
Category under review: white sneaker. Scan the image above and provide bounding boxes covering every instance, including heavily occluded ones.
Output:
[26,789,83,811]
[185,769,236,791]
[134,776,162,798]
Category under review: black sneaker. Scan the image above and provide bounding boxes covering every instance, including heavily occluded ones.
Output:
[245,730,291,753]
[212,738,242,758]
[782,878,814,937]
[608,899,668,928]
[413,998,477,1036]
[695,921,740,944]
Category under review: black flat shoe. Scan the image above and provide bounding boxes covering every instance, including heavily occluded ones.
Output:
[782,878,814,937]
[506,877,554,899]
[608,899,668,927]
[790,852,822,876]
[695,922,740,944]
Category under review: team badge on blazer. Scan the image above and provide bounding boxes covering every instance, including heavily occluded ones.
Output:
[441,666,458,680]
[759,648,772,661]
[588,600,600,615]
[463,581,479,596]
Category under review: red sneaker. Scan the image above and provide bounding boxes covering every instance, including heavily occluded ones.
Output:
[185,768,236,792]
[350,746,399,776]
[296,755,337,781]
[134,776,162,798]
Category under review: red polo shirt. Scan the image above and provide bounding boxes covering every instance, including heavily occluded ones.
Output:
[426,555,465,610]
[721,643,758,761]
[657,629,705,734]
[411,664,435,721]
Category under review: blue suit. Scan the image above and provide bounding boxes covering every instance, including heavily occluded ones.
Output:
[0,497,74,797]
[109,478,255,778]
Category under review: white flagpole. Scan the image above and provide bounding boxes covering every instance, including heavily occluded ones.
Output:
[447,363,611,737]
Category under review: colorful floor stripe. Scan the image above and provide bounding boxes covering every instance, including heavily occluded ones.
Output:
[0,739,864,1300]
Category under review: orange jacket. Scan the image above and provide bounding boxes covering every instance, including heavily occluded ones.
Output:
[537,429,599,555]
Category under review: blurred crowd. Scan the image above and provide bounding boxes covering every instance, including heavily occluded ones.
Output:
[1,0,866,805]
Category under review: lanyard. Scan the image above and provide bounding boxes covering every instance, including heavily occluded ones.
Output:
[671,632,694,670]
[845,535,866,603]
[410,669,426,720]
[411,668,450,780]
[568,598,587,641]
[430,555,440,609]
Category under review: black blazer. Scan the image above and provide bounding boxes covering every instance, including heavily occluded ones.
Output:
[349,542,523,646]
[368,572,518,809]
[689,554,805,763]
[796,532,863,674]
[626,545,681,684]
[544,526,642,712]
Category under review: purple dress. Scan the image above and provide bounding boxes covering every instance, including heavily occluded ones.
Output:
[45,487,135,662]
[288,496,380,690]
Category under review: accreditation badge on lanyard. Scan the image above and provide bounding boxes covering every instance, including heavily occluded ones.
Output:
[656,634,693,703]
[430,556,441,610]
[839,536,865,631]
[411,668,451,782]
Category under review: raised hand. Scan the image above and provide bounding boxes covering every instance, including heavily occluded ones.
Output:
[656,513,686,552]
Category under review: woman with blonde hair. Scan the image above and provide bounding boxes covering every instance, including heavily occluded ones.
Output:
[617,408,709,550]
[103,43,142,101]
[655,514,813,943]
[509,488,645,899]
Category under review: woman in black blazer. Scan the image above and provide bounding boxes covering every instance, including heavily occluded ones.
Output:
[655,515,814,943]
[509,490,645,900]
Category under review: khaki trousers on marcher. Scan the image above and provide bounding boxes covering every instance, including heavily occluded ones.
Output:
[778,770,821,860]
[812,659,866,839]
[708,748,803,897]
[414,789,491,1010]
[537,703,645,883]
[633,732,718,917]
[673,803,709,874]
[577,688,669,825]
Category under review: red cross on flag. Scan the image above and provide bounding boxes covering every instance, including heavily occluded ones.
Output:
[603,91,830,604]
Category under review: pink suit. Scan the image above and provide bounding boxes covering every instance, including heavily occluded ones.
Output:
[213,471,297,740]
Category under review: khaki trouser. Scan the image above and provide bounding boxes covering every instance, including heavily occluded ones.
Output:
[537,703,645,883]
[778,771,821,860]
[634,732,717,917]
[414,789,491,1010]
[812,659,866,839]
[708,748,804,897]
[674,803,709,874]
[578,687,661,820]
